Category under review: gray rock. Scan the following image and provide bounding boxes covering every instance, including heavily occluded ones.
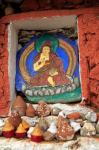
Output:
[51,107,61,116]
[85,112,97,122]
[96,121,99,134]
[70,121,81,132]
[80,122,96,136]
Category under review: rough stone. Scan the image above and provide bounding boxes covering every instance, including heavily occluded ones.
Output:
[51,107,61,116]
[70,121,81,132]
[67,112,81,120]
[56,116,75,141]
[85,112,97,123]
[80,122,96,136]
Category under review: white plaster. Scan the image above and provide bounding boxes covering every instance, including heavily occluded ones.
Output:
[77,19,83,101]
[8,23,18,102]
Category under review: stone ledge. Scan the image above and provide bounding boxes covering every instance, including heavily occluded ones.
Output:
[0,137,99,150]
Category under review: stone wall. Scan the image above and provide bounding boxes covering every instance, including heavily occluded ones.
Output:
[0,8,98,116]
[78,13,99,107]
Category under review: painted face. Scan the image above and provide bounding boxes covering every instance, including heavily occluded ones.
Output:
[42,46,50,54]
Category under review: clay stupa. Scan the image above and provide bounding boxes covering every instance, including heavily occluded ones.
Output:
[26,104,36,117]
[12,96,27,116]
[3,120,15,138]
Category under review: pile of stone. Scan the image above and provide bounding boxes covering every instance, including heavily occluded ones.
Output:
[0,98,99,142]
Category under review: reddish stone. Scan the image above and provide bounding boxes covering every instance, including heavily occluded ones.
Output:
[56,116,74,141]
[36,101,51,117]
[67,112,81,120]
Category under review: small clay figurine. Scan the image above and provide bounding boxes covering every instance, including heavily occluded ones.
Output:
[26,104,36,117]
[31,124,43,142]
[15,123,26,138]
[12,96,27,116]
[2,120,15,138]
[36,101,51,117]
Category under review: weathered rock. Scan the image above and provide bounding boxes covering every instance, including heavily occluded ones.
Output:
[80,122,96,136]
[51,107,61,116]
[56,116,75,141]
[47,122,57,134]
[36,101,51,117]
[85,112,97,122]
[43,131,55,141]
[38,117,49,131]
[70,121,81,132]
[58,111,67,118]
[96,121,99,134]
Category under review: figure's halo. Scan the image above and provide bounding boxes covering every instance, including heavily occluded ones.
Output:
[35,34,59,53]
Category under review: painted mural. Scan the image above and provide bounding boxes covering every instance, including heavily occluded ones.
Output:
[16,33,82,103]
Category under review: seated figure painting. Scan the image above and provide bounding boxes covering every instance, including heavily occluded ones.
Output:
[16,33,82,103]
